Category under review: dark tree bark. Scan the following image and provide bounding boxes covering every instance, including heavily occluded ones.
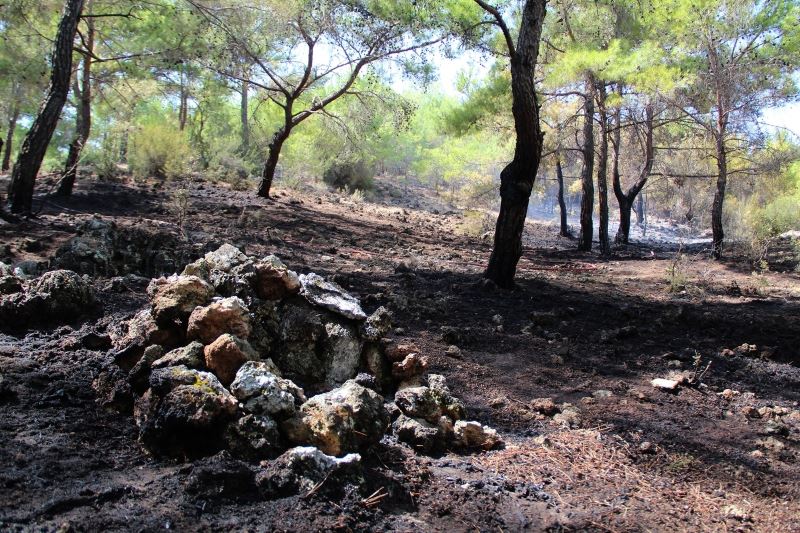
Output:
[711,126,727,259]
[555,156,570,237]
[58,9,93,197]
[480,0,547,288]
[634,192,644,225]
[577,75,595,252]
[178,66,188,132]
[240,79,250,154]
[595,82,610,256]
[7,0,84,214]
[613,101,654,244]
[2,91,21,172]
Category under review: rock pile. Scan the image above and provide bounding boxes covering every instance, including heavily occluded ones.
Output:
[0,267,96,329]
[53,216,201,277]
[95,244,501,484]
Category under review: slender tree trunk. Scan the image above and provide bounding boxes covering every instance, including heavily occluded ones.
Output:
[178,66,188,131]
[634,193,644,224]
[240,79,249,154]
[555,156,570,237]
[596,83,609,255]
[613,101,654,244]
[257,128,290,198]
[577,75,595,251]
[7,0,84,214]
[711,128,727,259]
[2,104,19,172]
[58,9,93,197]
[483,0,546,288]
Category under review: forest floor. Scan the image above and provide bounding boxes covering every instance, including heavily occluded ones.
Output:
[1,174,799,532]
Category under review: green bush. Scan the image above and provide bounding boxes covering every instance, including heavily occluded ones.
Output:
[322,159,374,191]
[129,123,192,180]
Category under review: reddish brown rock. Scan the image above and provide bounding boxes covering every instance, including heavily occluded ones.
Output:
[204,334,258,386]
[391,353,428,380]
[386,343,420,363]
[187,297,251,344]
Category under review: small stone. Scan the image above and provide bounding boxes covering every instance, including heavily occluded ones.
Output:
[552,404,581,428]
[530,398,559,416]
[359,307,392,341]
[152,341,205,369]
[393,414,444,455]
[282,380,388,456]
[385,343,420,362]
[718,388,739,401]
[224,414,283,461]
[491,314,503,325]
[299,273,366,320]
[651,378,680,391]
[445,345,462,358]
[252,255,301,300]
[148,275,214,326]
[488,397,506,408]
[187,297,251,344]
[453,421,502,450]
[741,406,760,419]
[230,361,304,418]
[204,334,258,386]
[593,389,613,399]
[391,353,429,380]
[255,446,362,498]
[722,504,749,521]
[639,441,656,454]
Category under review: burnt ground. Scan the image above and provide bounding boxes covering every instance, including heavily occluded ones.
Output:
[1,174,799,532]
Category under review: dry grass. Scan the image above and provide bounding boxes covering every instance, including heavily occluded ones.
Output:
[477,429,799,532]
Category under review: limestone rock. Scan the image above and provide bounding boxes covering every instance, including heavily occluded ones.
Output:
[253,255,301,300]
[283,380,388,456]
[230,361,304,418]
[187,296,251,344]
[299,273,366,320]
[324,321,363,387]
[360,306,392,341]
[204,334,258,386]
[453,421,502,450]
[148,275,214,326]
[203,244,249,272]
[152,341,205,370]
[135,366,238,456]
[256,446,362,498]
[395,377,465,424]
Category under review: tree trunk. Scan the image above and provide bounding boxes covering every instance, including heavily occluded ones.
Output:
[596,82,609,255]
[555,156,570,237]
[484,0,546,288]
[7,0,84,214]
[711,129,727,259]
[58,9,93,197]
[178,66,188,131]
[257,128,290,198]
[634,193,644,225]
[577,75,595,252]
[240,79,249,154]
[2,105,19,172]
[613,101,654,244]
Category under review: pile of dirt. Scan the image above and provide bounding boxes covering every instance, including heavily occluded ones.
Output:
[93,244,500,498]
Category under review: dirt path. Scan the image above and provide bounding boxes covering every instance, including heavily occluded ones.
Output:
[1,175,799,531]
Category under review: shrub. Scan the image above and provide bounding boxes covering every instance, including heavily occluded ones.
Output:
[322,159,374,191]
[129,123,192,180]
